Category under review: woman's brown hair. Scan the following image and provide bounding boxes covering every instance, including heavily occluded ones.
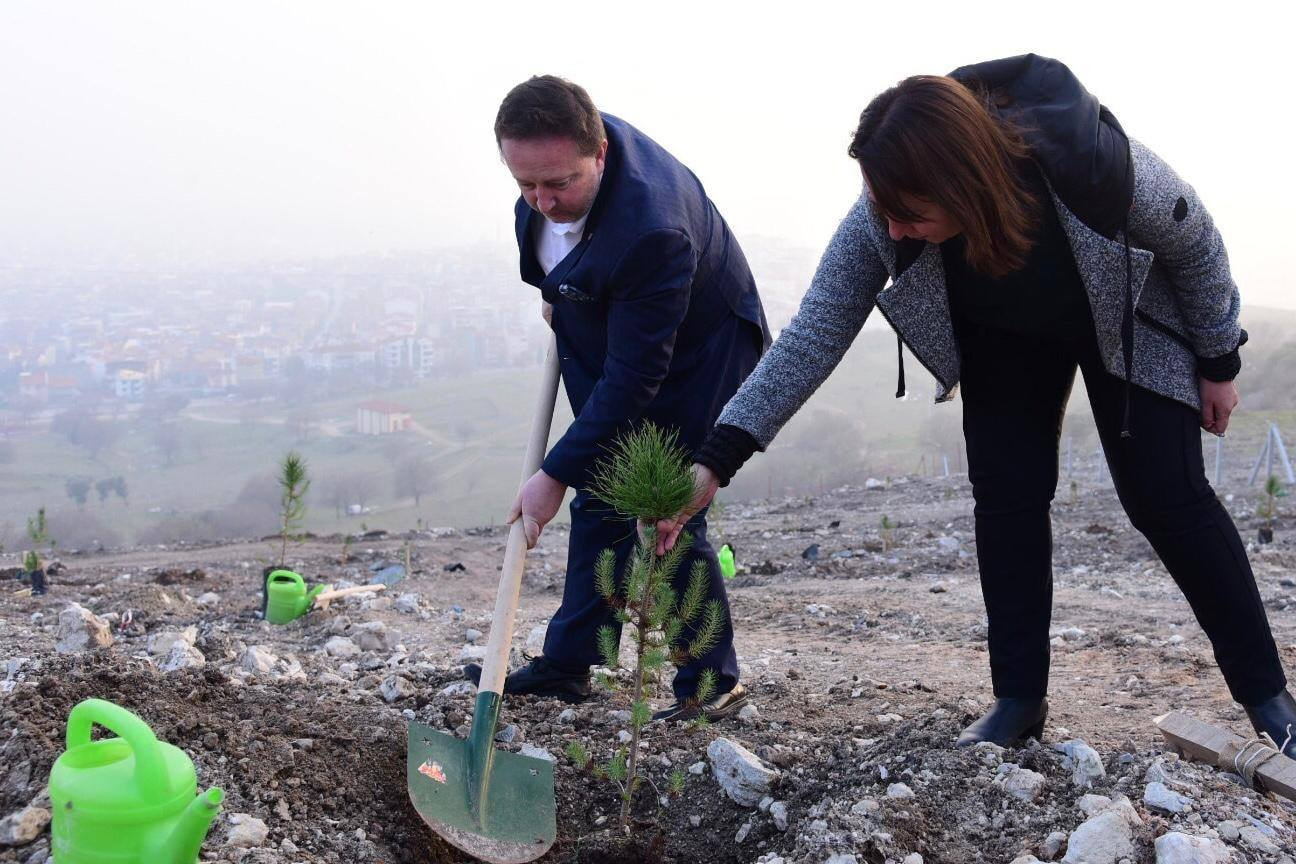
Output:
[848,75,1040,277]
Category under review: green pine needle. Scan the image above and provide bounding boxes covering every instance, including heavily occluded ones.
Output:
[606,748,628,782]
[694,668,718,706]
[594,548,618,600]
[668,769,686,796]
[596,625,621,669]
[564,741,591,770]
[586,422,697,522]
[688,600,725,660]
[631,699,652,728]
[678,560,709,623]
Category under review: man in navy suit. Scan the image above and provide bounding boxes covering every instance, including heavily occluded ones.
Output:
[464,75,770,721]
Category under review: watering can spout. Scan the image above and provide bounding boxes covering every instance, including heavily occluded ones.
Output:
[159,786,224,863]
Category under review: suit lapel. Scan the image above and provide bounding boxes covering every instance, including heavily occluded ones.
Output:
[874,242,960,391]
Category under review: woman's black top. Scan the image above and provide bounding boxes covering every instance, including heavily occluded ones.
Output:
[940,161,1091,342]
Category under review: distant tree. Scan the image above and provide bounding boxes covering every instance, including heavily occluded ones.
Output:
[286,405,318,442]
[153,422,182,467]
[51,408,120,458]
[95,477,114,505]
[65,477,91,508]
[112,475,128,505]
[318,470,377,517]
[394,454,436,507]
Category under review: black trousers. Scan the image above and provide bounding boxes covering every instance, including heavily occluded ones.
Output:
[959,323,1286,704]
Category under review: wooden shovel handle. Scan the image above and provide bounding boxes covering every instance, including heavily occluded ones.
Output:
[478,335,561,696]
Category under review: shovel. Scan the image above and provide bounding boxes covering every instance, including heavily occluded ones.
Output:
[408,335,560,863]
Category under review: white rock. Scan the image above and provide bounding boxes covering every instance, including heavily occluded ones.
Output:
[160,642,206,673]
[1154,832,1233,864]
[735,817,754,843]
[324,636,359,658]
[1010,857,1043,864]
[525,625,547,655]
[1041,830,1068,860]
[865,478,886,490]
[1061,810,1133,864]
[902,856,923,864]
[825,855,859,864]
[687,761,706,775]
[770,800,789,831]
[439,681,475,697]
[238,645,278,676]
[520,743,554,763]
[937,536,960,552]
[850,798,880,816]
[707,737,778,807]
[380,675,414,703]
[995,765,1047,802]
[1144,781,1192,814]
[1237,825,1280,855]
[459,644,487,662]
[738,704,760,725]
[465,628,483,644]
[885,782,915,799]
[394,593,421,613]
[147,627,197,656]
[196,592,220,607]
[353,621,396,652]
[1054,739,1106,787]
[0,805,50,846]
[55,603,114,653]
[1076,794,1112,818]
[557,708,576,725]
[226,813,269,848]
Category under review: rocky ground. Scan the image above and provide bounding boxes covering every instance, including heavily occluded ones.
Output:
[2,470,1295,863]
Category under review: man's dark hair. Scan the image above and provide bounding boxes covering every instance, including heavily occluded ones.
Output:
[495,75,606,156]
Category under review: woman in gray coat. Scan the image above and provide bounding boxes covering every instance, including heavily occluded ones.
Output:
[657,55,1295,752]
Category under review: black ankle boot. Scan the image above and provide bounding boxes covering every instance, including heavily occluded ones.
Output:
[1244,689,1296,758]
[957,697,1048,748]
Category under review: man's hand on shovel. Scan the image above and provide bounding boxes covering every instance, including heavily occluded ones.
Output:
[508,469,567,548]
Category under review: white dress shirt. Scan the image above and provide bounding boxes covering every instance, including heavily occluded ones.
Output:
[533,213,588,276]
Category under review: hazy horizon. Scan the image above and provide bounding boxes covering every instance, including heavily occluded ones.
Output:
[2,2,1293,307]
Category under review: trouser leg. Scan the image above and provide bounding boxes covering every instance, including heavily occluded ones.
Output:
[1079,342,1286,704]
[960,327,1078,698]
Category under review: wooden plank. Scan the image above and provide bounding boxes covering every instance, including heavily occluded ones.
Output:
[1155,711,1296,801]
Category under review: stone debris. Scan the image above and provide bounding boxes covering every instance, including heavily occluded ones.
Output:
[770,800,789,831]
[379,675,413,703]
[525,625,547,655]
[147,626,197,656]
[519,743,554,763]
[324,636,360,658]
[1144,781,1192,814]
[885,782,915,799]
[159,641,206,673]
[707,737,778,807]
[995,764,1047,802]
[1061,809,1134,864]
[1053,738,1105,787]
[238,646,278,676]
[352,621,396,652]
[226,813,269,848]
[1153,832,1234,864]
[0,805,50,847]
[55,603,114,654]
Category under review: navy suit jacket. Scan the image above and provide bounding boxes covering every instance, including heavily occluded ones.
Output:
[515,114,771,488]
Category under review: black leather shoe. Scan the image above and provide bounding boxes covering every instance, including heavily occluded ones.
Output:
[1244,689,1296,758]
[463,657,591,703]
[652,683,749,723]
[956,697,1048,748]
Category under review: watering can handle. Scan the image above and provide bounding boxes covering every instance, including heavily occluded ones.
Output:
[267,569,305,588]
[66,699,169,797]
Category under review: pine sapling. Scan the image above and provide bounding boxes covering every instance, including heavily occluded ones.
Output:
[879,514,894,552]
[586,422,725,830]
[24,507,54,574]
[278,451,310,568]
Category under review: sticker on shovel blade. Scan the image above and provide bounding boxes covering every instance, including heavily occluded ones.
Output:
[418,760,447,784]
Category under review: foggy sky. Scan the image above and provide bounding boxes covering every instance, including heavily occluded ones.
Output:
[2,2,1293,308]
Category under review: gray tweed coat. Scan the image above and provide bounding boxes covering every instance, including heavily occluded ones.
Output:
[718,139,1243,448]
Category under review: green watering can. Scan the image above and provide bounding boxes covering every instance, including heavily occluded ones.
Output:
[719,543,737,580]
[49,699,224,864]
[264,569,325,624]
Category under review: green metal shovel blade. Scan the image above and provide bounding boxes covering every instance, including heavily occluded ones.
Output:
[407,713,555,864]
